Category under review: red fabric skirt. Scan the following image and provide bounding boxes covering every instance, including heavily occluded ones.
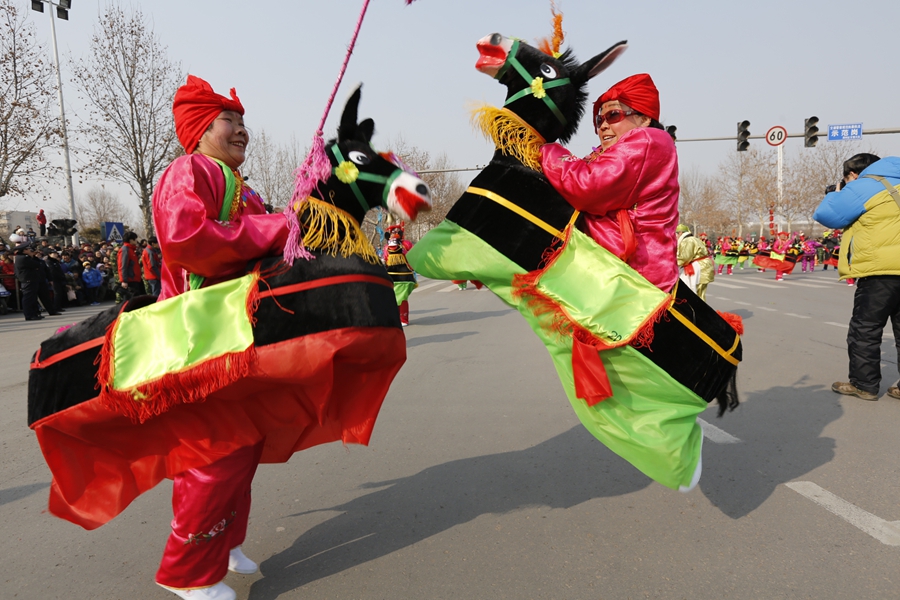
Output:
[32,327,405,530]
[753,255,796,274]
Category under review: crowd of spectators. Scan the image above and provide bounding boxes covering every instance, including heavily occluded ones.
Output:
[0,227,162,317]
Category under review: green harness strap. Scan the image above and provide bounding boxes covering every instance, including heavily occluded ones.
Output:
[497,39,571,127]
[188,158,237,291]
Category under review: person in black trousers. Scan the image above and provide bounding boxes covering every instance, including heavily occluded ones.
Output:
[13,244,59,321]
[44,251,68,313]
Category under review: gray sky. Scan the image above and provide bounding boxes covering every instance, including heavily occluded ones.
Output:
[13,0,900,216]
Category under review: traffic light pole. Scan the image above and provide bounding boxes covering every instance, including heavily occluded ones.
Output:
[777,144,783,211]
[42,1,79,245]
[675,127,900,143]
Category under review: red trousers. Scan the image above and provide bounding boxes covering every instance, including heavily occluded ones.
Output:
[399,300,409,325]
[156,441,264,589]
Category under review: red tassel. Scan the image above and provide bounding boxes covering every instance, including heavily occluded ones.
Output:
[717,311,744,335]
[572,336,613,406]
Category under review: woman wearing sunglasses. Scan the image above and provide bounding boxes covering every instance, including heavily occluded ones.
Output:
[540,73,679,292]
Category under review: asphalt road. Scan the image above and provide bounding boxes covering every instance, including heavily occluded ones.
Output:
[2,265,899,599]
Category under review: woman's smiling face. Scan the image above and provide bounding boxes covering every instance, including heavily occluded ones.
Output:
[196,110,248,169]
[595,101,650,151]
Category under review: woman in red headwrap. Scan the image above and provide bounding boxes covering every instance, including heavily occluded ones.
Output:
[539,73,679,292]
[150,75,289,600]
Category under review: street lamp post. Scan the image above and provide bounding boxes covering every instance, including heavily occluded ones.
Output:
[31,0,78,244]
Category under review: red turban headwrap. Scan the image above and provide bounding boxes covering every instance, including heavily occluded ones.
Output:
[593,73,660,131]
[172,75,245,154]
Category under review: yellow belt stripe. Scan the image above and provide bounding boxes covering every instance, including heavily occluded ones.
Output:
[467,186,566,240]
[667,306,740,366]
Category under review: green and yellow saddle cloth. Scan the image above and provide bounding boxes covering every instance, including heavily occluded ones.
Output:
[410,221,713,490]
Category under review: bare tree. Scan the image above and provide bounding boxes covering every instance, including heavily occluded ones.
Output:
[717,148,776,238]
[70,4,181,236]
[678,167,709,233]
[0,0,60,199]
[76,185,135,231]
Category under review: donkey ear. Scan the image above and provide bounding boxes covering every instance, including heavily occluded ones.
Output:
[572,41,628,84]
[357,118,375,143]
[338,84,363,142]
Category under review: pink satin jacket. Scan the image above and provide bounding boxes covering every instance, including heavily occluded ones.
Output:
[540,127,680,292]
[152,154,289,300]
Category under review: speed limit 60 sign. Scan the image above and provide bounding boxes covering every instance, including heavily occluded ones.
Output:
[766,126,787,147]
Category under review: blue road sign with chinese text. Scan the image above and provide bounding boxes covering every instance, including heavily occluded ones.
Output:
[828,124,863,141]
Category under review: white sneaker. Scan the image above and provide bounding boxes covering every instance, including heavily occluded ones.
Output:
[228,546,258,574]
[157,581,236,600]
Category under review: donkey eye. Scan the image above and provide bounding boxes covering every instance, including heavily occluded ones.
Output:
[540,64,558,79]
[348,151,371,165]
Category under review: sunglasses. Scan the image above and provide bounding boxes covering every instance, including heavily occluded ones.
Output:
[595,108,636,128]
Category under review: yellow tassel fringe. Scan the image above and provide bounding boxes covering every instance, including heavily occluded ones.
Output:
[386,252,409,267]
[296,197,380,264]
[470,105,546,172]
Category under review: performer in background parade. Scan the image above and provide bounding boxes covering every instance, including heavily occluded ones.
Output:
[715,235,739,275]
[382,224,416,326]
[676,224,714,301]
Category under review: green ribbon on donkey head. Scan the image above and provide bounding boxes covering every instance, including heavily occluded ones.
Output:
[328,144,403,214]
[497,39,570,127]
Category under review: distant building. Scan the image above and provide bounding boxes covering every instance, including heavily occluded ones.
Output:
[0,211,40,241]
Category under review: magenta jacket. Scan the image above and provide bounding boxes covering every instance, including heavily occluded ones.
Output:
[540,127,680,292]
[152,154,289,301]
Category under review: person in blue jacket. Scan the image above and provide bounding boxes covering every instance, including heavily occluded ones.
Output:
[814,153,900,401]
[81,261,105,306]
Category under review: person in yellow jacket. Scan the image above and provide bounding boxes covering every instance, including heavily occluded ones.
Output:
[675,224,714,301]
[814,153,900,401]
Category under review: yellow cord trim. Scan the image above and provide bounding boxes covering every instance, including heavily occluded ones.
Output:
[666,305,740,366]
[471,105,545,172]
[296,197,380,264]
[228,171,244,221]
[467,186,565,240]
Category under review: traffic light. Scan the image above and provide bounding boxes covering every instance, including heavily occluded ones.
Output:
[51,219,78,236]
[56,0,70,20]
[804,116,819,148]
[737,120,750,152]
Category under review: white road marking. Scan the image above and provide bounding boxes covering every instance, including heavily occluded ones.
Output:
[781,281,831,289]
[438,284,463,293]
[412,280,446,293]
[730,279,781,289]
[732,301,752,306]
[785,481,900,546]
[714,296,732,301]
[712,282,747,289]
[697,418,741,444]
[784,313,811,319]
[755,306,777,311]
